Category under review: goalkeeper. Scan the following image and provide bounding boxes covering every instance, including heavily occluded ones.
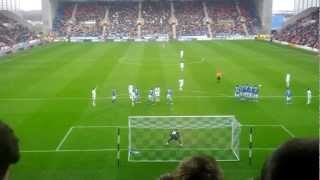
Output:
[166,129,183,146]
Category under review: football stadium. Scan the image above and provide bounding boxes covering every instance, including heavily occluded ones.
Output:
[0,0,318,180]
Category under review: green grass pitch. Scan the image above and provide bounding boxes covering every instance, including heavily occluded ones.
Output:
[0,40,318,180]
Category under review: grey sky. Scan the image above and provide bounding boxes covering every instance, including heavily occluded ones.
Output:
[19,0,295,11]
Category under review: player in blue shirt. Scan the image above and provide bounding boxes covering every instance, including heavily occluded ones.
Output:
[248,86,253,99]
[135,88,140,103]
[241,85,247,100]
[285,88,292,104]
[252,86,257,101]
[246,85,251,98]
[148,88,155,104]
[235,85,240,98]
[166,89,173,104]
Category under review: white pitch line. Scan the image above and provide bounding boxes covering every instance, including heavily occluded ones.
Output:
[73,125,128,129]
[119,58,205,66]
[129,115,235,118]
[242,124,295,137]
[241,124,283,127]
[55,127,74,151]
[280,125,295,138]
[20,147,276,153]
[58,148,117,152]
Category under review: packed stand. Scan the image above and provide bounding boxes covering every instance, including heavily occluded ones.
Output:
[238,0,260,34]
[108,2,138,38]
[0,12,35,49]
[207,1,246,36]
[274,8,319,48]
[71,2,105,37]
[141,1,171,38]
[53,2,106,37]
[53,3,74,36]
[52,3,75,36]
[52,1,260,39]
[175,1,208,37]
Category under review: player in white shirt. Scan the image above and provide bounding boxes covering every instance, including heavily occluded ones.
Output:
[128,84,134,101]
[285,73,291,88]
[180,50,184,59]
[179,79,184,91]
[131,91,136,107]
[91,87,97,107]
[155,87,161,102]
[128,85,134,96]
[112,89,117,103]
[180,61,185,72]
[306,88,312,105]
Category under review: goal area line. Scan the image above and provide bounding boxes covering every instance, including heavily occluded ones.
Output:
[21,147,277,153]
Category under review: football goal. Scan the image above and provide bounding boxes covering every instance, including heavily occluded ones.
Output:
[128,116,241,162]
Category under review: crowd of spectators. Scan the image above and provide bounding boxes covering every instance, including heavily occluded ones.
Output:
[238,1,260,35]
[207,0,258,37]
[108,2,138,38]
[274,8,319,48]
[207,1,242,36]
[0,12,35,49]
[142,1,171,38]
[175,1,208,37]
[53,2,106,37]
[52,1,260,39]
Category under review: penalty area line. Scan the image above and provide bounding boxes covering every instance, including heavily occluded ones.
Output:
[73,125,129,129]
[55,127,74,151]
[280,124,295,138]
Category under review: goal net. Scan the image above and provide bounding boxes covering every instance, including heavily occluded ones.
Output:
[128,116,241,162]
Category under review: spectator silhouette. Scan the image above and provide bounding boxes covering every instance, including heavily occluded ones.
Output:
[260,138,319,180]
[0,121,20,180]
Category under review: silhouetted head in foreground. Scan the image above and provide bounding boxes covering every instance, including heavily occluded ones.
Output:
[260,138,319,180]
[160,155,223,180]
[0,121,20,180]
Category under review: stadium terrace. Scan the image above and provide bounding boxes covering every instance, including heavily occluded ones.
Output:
[43,0,271,41]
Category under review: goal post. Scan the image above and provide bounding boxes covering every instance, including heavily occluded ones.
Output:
[128,116,241,162]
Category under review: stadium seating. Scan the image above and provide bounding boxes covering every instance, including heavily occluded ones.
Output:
[207,0,259,36]
[52,0,260,39]
[141,1,171,38]
[174,1,208,37]
[274,8,319,48]
[108,2,138,38]
[0,12,35,48]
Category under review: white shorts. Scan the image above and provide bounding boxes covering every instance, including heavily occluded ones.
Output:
[286,96,291,101]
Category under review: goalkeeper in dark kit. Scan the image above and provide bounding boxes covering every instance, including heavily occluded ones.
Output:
[166,129,183,146]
